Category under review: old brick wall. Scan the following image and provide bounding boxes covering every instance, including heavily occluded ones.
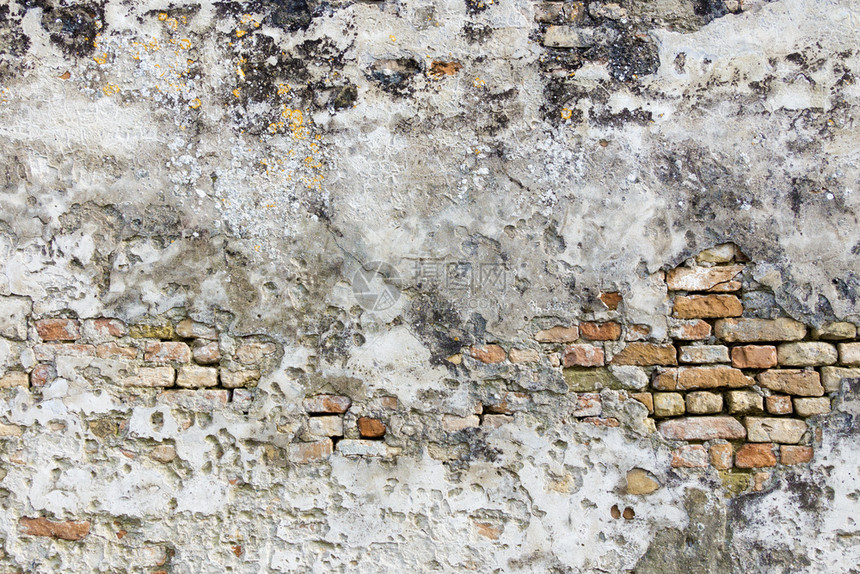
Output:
[0,0,859,572]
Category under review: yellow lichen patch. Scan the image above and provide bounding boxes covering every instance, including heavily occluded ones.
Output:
[389,35,397,42]
[561,108,573,120]
[472,77,486,88]
[189,98,202,109]
[157,13,168,21]
[233,88,241,98]
[102,83,120,96]
[236,30,247,38]
[277,83,290,95]
[93,53,108,65]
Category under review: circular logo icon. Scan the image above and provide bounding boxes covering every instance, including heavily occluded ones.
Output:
[351,261,401,312]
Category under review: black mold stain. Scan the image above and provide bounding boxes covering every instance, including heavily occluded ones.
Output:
[266,0,312,31]
[367,58,422,94]
[38,1,105,58]
[608,33,659,82]
[0,4,30,79]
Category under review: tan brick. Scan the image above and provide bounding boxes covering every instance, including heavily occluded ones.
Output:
[303,394,352,414]
[630,392,653,414]
[535,326,579,343]
[563,344,604,367]
[821,366,860,393]
[289,439,333,463]
[777,342,837,366]
[685,391,723,414]
[669,319,712,340]
[735,443,777,468]
[482,414,512,429]
[709,443,733,470]
[670,445,708,468]
[653,392,685,417]
[236,342,277,364]
[745,417,807,444]
[175,319,218,340]
[122,367,175,388]
[357,417,386,438]
[308,416,344,437]
[673,295,742,319]
[626,324,652,341]
[35,318,81,341]
[757,370,823,397]
[708,281,742,293]
[573,393,602,417]
[0,423,23,437]
[726,390,763,414]
[509,348,540,363]
[157,389,229,410]
[838,342,860,366]
[145,342,191,364]
[0,371,28,389]
[149,445,176,463]
[696,243,739,264]
[793,397,831,417]
[765,395,792,415]
[599,292,622,310]
[658,416,746,441]
[96,342,138,359]
[626,468,660,495]
[19,517,90,541]
[666,265,743,291]
[780,445,813,465]
[611,343,677,366]
[653,366,754,391]
[469,344,506,364]
[176,366,218,388]
[811,322,856,340]
[679,345,729,364]
[731,345,777,369]
[192,341,221,365]
[580,321,621,341]
[220,369,260,388]
[714,318,806,343]
[442,414,480,431]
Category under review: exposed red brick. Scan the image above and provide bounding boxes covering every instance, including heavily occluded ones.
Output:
[671,445,708,468]
[96,342,138,360]
[357,417,386,438]
[469,344,506,364]
[474,521,502,540]
[144,342,191,364]
[765,395,793,415]
[735,443,777,468]
[709,443,733,470]
[563,344,605,367]
[599,291,622,310]
[669,319,712,341]
[35,318,81,341]
[288,439,333,463]
[303,394,352,414]
[731,345,777,369]
[192,341,220,365]
[780,445,813,465]
[19,517,90,541]
[580,321,621,341]
[626,324,651,341]
[630,392,653,414]
[659,416,746,441]
[535,326,579,343]
[653,366,754,391]
[93,318,126,337]
[757,370,824,397]
[582,417,620,427]
[30,364,54,387]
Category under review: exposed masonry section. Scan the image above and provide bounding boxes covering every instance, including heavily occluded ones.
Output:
[1,244,859,542]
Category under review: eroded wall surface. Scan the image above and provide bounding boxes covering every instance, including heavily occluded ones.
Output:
[0,0,858,572]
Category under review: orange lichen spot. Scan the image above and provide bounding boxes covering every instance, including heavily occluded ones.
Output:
[58,71,71,80]
[158,13,168,21]
[93,53,107,65]
[473,77,486,88]
[233,88,241,98]
[102,83,120,96]
[179,38,192,50]
[429,61,462,77]
[189,98,202,109]
[561,108,573,120]
[277,83,290,95]
[389,34,397,42]
[236,29,247,38]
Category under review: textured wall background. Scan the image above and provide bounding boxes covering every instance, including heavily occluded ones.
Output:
[0,0,859,571]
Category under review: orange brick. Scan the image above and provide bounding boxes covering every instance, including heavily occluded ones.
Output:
[580,322,621,341]
[780,445,813,465]
[19,517,90,541]
[357,417,386,438]
[709,443,733,470]
[35,318,80,341]
[735,443,777,468]
[469,345,506,364]
[731,345,777,369]
[563,344,604,367]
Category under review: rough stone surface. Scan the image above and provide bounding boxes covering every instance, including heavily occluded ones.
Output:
[679,345,730,364]
[780,445,814,465]
[838,343,860,366]
[654,366,754,391]
[611,343,677,366]
[176,366,218,388]
[303,395,352,414]
[709,443,733,470]
[666,265,744,291]
[812,322,857,340]
[766,395,793,415]
[735,443,778,468]
[0,0,858,571]
[563,344,605,367]
[309,416,345,438]
[654,392,686,417]
[579,322,622,341]
[726,390,764,414]
[685,391,723,414]
[19,518,90,541]
[793,397,831,417]
[821,367,860,393]
[357,417,386,438]
[535,326,579,343]
[626,468,660,495]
